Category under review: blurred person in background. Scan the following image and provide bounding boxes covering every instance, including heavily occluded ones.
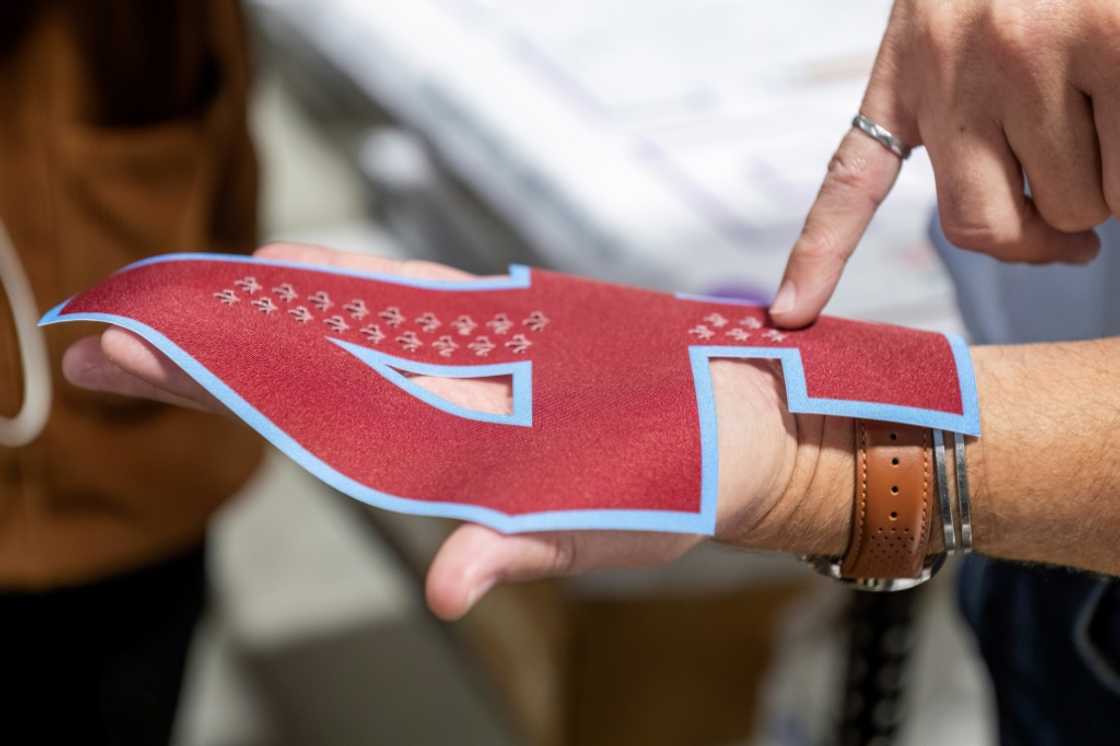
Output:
[0,2,262,743]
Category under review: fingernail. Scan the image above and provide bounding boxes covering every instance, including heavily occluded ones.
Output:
[770,282,796,316]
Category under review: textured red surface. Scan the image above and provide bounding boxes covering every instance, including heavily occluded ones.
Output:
[59,259,963,517]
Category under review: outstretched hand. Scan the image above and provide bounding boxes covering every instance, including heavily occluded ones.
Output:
[62,244,846,619]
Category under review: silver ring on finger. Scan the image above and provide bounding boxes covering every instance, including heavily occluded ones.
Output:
[852,114,912,160]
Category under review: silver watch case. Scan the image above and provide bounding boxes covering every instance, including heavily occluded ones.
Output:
[802,551,947,592]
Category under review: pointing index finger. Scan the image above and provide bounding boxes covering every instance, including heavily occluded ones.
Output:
[770,123,909,328]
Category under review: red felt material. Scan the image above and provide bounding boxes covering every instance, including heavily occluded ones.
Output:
[57,259,963,518]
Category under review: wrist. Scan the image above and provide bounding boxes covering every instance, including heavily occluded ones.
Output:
[752,415,957,561]
[712,367,962,562]
[710,359,853,555]
[751,414,855,557]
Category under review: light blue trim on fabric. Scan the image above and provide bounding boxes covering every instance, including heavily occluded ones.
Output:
[688,340,981,436]
[328,337,533,427]
[948,334,981,435]
[688,349,721,535]
[117,252,532,291]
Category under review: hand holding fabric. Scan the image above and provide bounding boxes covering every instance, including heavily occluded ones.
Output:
[60,243,849,619]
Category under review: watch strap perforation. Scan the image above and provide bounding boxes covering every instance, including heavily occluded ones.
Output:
[840,420,933,579]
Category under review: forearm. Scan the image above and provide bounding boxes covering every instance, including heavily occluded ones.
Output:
[967,339,1120,574]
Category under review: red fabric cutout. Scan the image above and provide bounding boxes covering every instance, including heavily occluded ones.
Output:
[53,258,966,523]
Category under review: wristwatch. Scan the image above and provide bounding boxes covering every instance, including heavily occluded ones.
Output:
[805,419,947,591]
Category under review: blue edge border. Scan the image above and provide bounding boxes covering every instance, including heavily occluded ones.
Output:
[39,253,980,536]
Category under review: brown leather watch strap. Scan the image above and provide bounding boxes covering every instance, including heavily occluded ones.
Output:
[840,420,934,579]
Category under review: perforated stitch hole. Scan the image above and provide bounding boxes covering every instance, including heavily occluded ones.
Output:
[889,511,898,520]
[891,457,900,466]
[890,485,899,494]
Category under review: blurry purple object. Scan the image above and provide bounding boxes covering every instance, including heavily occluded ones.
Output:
[698,284,771,305]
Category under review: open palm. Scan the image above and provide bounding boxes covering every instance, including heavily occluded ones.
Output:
[61,244,827,619]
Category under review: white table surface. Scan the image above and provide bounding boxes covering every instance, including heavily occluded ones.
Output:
[253,0,960,331]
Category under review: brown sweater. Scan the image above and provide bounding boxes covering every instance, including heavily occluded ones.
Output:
[0,0,263,587]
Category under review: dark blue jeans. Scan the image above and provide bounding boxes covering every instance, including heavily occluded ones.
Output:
[960,557,1120,745]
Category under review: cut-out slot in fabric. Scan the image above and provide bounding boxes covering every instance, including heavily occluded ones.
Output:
[331,338,530,427]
